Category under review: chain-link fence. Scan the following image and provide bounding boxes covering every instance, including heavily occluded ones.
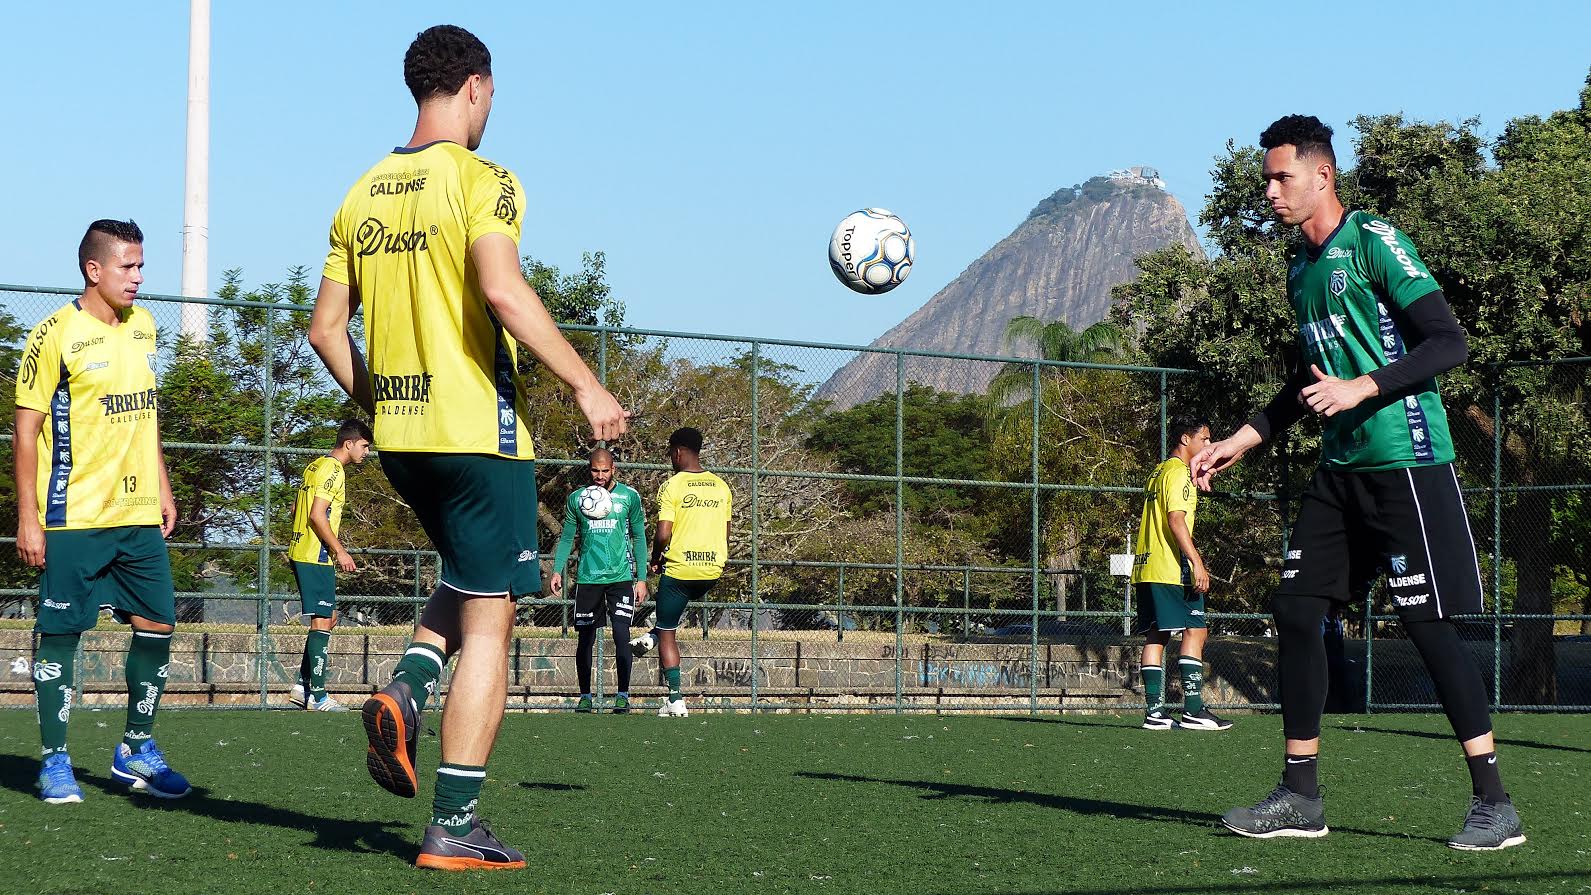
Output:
[0,284,1586,714]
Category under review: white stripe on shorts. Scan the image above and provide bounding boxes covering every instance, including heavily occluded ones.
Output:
[1404,468,1443,619]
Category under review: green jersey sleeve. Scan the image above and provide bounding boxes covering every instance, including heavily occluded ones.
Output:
[1357,215,1440,310]
[627,488,646,579]
[552,492,580,573]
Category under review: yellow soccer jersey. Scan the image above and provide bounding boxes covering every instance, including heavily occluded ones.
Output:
[1131,457,1198,586]
[15,301,162,530]
[658,471,732,581]
[322,140,534,459]
[288,456,346,565]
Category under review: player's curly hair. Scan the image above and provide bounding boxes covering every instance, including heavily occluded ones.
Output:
[77,219,143,280]
[1259,115,1336,167]
[403,25,492,103]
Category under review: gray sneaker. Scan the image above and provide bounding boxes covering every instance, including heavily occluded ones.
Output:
[1447,797,1526,851]
[1222,784,1328,838]
[416,817,526,870]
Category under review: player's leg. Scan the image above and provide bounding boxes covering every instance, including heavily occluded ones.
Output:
[1373,464,1523,850]
[573,583,602,711]
[306,611,343,710]
[610,584,635,713]
[293,561,342,710]
[652,576,692,716]
[107,526,190,798]
[1137,598,1172,729]
[33,529,101,803]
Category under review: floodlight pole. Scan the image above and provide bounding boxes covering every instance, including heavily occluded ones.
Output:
[179,0,211,340]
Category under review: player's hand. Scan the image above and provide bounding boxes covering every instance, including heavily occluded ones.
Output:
[16,518,45,568]
[1301,365,1379,418]
[1192,560,1211,594]
[549,573,563,596]
[336,549,357,573]
[633,579,648,602]
[648,560,662,577]
[1192,431,1256,492]
[574,382,630,443]
[159,487,178,538]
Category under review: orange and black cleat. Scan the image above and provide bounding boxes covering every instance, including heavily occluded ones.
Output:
[416,818,526,870]
[361,679,419,798]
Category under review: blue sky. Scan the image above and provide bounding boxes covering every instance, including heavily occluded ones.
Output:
[2,2,1586,347]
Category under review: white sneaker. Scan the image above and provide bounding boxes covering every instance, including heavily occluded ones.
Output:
[657,698,688,718]
[289,683,308,708]
[310,695,349,713]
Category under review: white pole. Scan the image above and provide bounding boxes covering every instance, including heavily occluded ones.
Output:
[179,0,210,340]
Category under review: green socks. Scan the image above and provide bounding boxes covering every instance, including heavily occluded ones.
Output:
[302,630,331,701]
[664,665,682,701]
[1179,656,1204,715]
[124,630,171,748]
[392,642,446,714]
[34,633,79,758]
[1140,663,1164,711]
[432,763,485,834]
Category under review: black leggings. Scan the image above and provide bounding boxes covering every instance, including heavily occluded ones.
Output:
[575,618,634,694]
[1274,594,1492,742]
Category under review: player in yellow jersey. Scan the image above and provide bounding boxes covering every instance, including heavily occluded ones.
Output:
[1130,416,1231,732]
[14,220,190,803]
[307,25,627,871]
[643,428,733,718]
[286,419,371,713]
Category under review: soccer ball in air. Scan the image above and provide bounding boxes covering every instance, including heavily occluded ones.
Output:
[576,485,613,520]
[828,208,915,294]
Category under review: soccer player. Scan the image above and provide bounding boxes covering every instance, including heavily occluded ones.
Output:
[549,449,647,714]
[307,26,627,870]
[645,428,732,718]
[1196,116,1523,850]
[1131,415,1231,732]
[286,418,372,712]
[15,219,191,803]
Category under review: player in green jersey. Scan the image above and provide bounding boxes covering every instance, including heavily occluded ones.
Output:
[1196,116,1522,850]
[550,449,647,713]
[286,419,372,712]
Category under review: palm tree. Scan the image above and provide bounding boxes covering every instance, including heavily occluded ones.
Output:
[987,316,1124,408]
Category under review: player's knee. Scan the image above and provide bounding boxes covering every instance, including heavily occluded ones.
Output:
[1272,594,1328,639]
[132,620,175,635]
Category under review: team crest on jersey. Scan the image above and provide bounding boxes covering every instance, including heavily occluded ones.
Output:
[1329,269,1347,297]
[1388,554,1408,575]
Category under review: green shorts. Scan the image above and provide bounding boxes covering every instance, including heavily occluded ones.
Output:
[1133,582,1207,634]
[292,561,337,617]
[37,526,175,635]
[653,575,717,631]
[379,452,540,596]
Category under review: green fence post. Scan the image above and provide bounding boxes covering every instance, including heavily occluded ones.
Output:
[836,564,845,643]
[1159,371,1168,460]
[963,569,971,641]
[894,352,905,714]
[1491,386,1503,708]
[1364,595,1375,713]
[257,303,275,711]
[1030,361,1041,714]
[750,341,761,712]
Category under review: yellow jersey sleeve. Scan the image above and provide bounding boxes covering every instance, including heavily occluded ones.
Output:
[15,308,66,414]
[1160,459,1196,520]
[657,476,679,523]
[322,214,353,286]
[465,158,524,247]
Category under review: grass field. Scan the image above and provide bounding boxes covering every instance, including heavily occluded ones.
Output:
[0,710,1585,895]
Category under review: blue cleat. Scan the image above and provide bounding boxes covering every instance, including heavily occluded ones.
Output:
[38,753,85,804]
[111,741,192,799]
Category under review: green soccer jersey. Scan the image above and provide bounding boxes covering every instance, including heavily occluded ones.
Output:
[552,482,646,585]
[1286,210,1452,471]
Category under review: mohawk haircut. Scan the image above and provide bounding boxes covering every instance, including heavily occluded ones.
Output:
[77,219,144,280]
[1260,115,1337,168]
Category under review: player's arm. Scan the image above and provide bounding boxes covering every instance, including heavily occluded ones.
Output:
[1193,355,1308,491]
[307,496,354,572]
[156,441,177,538]
[307,278,375,415]
[629,494,649,600]
[470,235,627,440]
[12,408,45,568]
[550,496,579,596]
[1166,510,1207,593]
[649,521,673,577]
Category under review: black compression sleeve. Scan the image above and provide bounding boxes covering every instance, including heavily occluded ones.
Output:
[1367,289,1467,397]
[1247,357,1312,443]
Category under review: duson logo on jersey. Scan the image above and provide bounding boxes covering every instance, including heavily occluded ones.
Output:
[1361,220,1428,279]
[355,217,436,257]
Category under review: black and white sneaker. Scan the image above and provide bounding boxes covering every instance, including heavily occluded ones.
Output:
[1142,707,1175,730]
[416,817,526,870]
[1447,797,1526,851]
[1222,784,1328,838]
[1180,708,1233,731]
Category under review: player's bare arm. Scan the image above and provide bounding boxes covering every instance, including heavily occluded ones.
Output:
[156,441,177,538]
[309,496,356,572]
[1300,364,1380,418]
[1166,510,1209,593]
[13,408,45,568]
[307,278,375,415]
[471,233,629,441]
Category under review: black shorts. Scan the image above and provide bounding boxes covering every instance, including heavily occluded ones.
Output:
[1277,463,1483,622]
[573,581,636,628]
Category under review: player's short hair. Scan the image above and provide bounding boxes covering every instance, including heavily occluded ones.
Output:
[1169,414,1211,446]
[78,219,143,280]
[588,447,615,466]
[336,418,373,447]
[404,25,492,103]
[1260,115,1337,168]
[668,427,704,454]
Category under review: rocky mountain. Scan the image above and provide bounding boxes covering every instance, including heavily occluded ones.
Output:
[815,172,1204,408]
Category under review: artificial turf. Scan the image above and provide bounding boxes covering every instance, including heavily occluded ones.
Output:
[0,709,1585,894]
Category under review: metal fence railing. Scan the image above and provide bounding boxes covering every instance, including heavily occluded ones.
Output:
[0,283,1587,714]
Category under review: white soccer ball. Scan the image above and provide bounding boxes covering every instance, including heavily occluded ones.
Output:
[576,485,613,520]
[828,208,915,294]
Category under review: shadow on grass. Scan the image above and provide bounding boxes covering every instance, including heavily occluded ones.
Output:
[795,771,1443,842]
[997,716,1122,728]
[1346,724,1590,755]
[518,781,587,791]
[952,869,1571,895]
[0,752,414,859]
